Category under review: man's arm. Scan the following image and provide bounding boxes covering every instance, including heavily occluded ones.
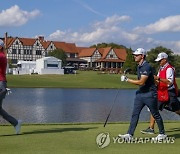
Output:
[154,68,174,86]
[127,75,148,86]
[154,76,171,85]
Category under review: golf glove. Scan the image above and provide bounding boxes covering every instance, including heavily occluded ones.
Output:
[121,75,128,82]
[6,88,12,95]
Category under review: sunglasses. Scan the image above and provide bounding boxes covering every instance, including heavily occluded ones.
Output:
[133,54,142,57]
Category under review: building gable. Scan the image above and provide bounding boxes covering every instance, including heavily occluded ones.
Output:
[8,38,23,54]
[46,41,55,51]
[101,47,112,59]
[34,39,44,49]
[13,38,23,47]
[106,49,118,59]
[91,49,102,61]
[41,41,52,50]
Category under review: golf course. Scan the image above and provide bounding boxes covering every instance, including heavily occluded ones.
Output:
[1,71,180,154]
[0,122,179,154]
[6,71,180,88]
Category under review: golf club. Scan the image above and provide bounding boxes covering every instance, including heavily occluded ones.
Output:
[103,68,132,127]
[124,68,132,75]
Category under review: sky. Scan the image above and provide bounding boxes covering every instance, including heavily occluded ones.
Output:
[1,0,180,54]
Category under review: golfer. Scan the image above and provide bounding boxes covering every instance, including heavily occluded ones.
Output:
[0,39,22,134]
[119,48,167,141]
[141,52,180,134]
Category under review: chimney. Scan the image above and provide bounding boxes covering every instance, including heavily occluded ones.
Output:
[38,36,44,41]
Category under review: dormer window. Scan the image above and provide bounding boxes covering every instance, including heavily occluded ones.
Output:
[36,42,39,46]
[16,41,18,45]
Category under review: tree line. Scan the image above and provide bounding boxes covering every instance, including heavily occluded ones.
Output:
[48,43,180,76]
[123,46,180,76]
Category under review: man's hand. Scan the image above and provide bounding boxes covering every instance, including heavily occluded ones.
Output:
[154,75,159,80]
[6,88,12,95]
[121,75,128,82]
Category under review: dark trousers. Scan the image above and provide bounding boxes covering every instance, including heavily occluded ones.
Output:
[0,81,18,126]
[127,91,165,135]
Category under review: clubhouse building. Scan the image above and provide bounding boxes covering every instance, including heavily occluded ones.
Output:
[1,33,127,70]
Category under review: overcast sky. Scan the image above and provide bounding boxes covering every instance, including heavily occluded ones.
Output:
[1,0,180,54]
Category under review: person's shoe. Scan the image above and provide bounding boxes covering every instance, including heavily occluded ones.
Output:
[118,134,133,141]
[152,134,167,141]
[15,120,22,134]
[141,127,155,134]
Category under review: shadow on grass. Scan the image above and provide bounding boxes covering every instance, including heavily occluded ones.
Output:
[0,127,98,137]
[166,127,180,139]
[166,127,180,133]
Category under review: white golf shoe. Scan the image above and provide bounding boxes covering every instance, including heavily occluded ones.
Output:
[152,134,167,141]
[118,134,133,141]
[15,120,22,134]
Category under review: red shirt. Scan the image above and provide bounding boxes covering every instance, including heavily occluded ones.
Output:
[0,51,7,81]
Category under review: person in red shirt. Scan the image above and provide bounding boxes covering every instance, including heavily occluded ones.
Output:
[0,39,22,134]
[141,52,180,134]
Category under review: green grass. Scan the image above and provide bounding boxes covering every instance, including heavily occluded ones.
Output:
[7,71,180,88]
[6,71,137,88]
[0,122,179,154]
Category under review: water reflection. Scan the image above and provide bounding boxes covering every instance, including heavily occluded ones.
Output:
[0,88,179,124]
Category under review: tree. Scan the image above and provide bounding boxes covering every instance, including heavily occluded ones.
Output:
[122,48,137,74]
[147,46,175,74]
[173,55,180,76]
[48,49,67,66]
[90,42,126,49]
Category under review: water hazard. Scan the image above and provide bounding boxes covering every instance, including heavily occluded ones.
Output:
[1,88,179,124]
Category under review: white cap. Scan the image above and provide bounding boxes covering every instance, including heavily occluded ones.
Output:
[155,52,168,61]
[133,48,146,55]
[0,39,4,48]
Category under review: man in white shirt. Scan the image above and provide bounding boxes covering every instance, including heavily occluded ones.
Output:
[141,52,180,134]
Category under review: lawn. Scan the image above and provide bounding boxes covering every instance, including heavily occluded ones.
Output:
[6,71,180,88]
[0,122,179,154]
[6,71,137,88]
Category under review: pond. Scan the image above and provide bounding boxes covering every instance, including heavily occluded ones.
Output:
[1,88,179,124]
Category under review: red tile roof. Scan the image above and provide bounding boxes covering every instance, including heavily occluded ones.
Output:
[19,38,36,46]
[41,41,51,49]
[98,48,105,55]
[101,47,112,59]
[3,35,127,63]
[78,48,96,57]
[65,43,79,53]
[6,37,16,48]
[53,42,78,53]
[114,48,127,61]
[53,41,69,51]
[77,47,89,53]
